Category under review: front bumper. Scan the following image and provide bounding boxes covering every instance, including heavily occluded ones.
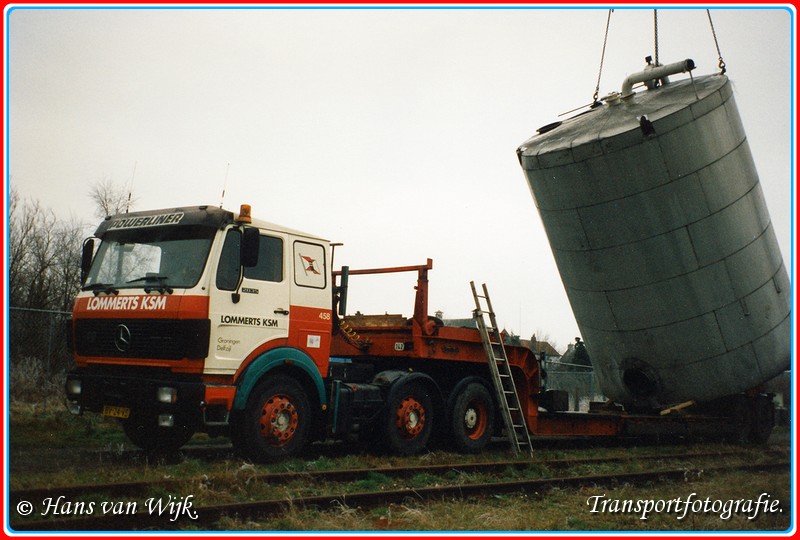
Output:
[65,370,206,425]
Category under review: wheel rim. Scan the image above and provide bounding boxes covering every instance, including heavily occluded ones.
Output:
[464,398,489,440]
[395,395,426,439]
[259,394,299,447]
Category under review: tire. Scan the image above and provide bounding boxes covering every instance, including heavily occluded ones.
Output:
[121,413,195,454]
[383,380,434,456]
[236,375,312,461]
[449,382,495,454]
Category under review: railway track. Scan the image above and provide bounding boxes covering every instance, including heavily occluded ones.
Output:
[8,442,237,473]
[8,437,589,472]
[9,432,786,473]
[10,450,789,531]
[8,448,778,503]
[10,427,791,474]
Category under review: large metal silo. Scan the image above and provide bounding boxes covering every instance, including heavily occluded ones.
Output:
[517,63,791,407]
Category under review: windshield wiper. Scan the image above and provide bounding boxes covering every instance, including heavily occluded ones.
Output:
[127,274,174,295]
[126,274,169,284]
[84,283,120,296]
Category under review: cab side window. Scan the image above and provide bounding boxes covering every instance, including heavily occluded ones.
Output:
[246,235,283,282]
[216,230,241,291]
[216,230,284,291]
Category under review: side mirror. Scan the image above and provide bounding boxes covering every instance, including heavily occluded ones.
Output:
[240,227,260,268]
[80,238,95,283]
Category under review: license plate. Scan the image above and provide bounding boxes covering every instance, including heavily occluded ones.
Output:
[102,405,131,419]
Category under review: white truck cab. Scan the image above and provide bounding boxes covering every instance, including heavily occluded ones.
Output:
[67,204,333,455]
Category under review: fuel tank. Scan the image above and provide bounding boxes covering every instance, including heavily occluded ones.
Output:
[517,67,790,407]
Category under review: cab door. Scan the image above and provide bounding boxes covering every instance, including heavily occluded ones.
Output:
[206,227,289,374]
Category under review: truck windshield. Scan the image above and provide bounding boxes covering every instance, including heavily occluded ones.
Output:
[83,227,216,291]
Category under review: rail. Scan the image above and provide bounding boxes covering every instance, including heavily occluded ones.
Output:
[12,458,789,531]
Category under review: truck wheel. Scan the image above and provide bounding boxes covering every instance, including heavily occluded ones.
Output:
[121,415,195,454]
[238,375,312,461]
[449,383,495,454]
[383,381,433,455]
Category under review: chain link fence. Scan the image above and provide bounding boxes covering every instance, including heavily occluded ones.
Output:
[542,360,605,412]
[8,307,72,402]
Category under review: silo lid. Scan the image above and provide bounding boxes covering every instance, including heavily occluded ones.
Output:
[517,73,730,167]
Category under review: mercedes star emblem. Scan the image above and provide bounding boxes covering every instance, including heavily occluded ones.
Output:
[114,324,132,352]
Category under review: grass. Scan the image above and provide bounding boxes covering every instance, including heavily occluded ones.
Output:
[206,468,792,532]
[7,398,794,532]
[9,401,129,450]
[209,473,788,531]
[347,472,394,493]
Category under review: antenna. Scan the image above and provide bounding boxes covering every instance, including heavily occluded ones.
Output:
[220,162,230,208]
[126,161,137,213]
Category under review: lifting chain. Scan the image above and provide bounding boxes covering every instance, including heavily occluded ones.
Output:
[653,9,659,66]
[706,9,727,74]
[592,9,614,105]
[590,9,726,106]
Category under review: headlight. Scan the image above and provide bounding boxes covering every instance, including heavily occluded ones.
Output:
[66,401,82,415]
[66,379,82,396]
[156,386,178,404]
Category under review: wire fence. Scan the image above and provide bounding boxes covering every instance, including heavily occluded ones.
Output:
[542,360,605,412]
[8,307,73,402]
[8,307,72,373]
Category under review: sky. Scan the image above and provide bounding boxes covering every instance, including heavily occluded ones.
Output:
[5,5,795,352]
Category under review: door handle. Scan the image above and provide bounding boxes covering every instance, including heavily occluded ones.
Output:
[274,308,290,315]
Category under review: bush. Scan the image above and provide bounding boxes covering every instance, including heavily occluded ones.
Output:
[9,356,65,405]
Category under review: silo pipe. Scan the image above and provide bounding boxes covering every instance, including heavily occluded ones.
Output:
[621,59,696,98]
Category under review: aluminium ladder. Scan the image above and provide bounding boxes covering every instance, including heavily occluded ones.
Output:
[470,281,534,457]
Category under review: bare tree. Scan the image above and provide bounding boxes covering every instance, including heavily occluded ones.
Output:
[24,205,58,308]
[530,329,561,357]
[8,189,87,310]
[8,188,88,374]
[9,189,56,308]
[88,177,135,219]
[53,215,86,311]
[8,188,34,305]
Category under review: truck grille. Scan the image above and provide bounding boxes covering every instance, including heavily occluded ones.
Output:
[74,319,210,360]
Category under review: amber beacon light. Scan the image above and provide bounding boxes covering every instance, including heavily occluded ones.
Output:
[238,204,252,224]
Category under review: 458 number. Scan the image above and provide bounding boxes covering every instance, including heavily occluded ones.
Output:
[319,311,331,321]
